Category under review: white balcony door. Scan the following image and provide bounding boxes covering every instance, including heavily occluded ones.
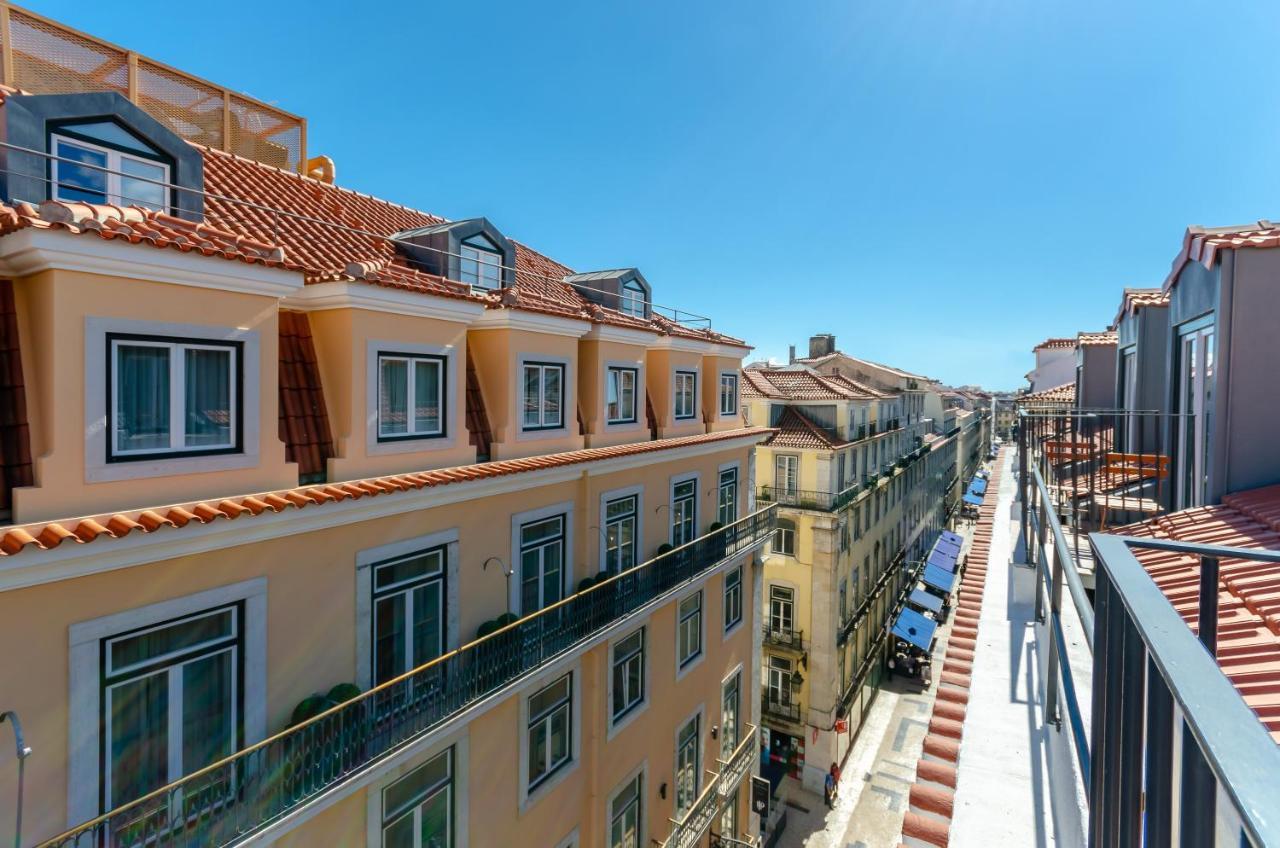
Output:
[1176,325,1215,509]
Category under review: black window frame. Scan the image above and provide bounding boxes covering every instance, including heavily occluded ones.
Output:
[610,627,646,723]
[376,350,449,443]
[522,361,567,432]
[723,565,743,631]
[47,117,175,212]
[370,544,448,687]
[673,370,698,420]
[104,331,245,464]
[719,373,738,416]
[606,366,639,425]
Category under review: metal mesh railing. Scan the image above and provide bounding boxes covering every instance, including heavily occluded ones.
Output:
[41,506,776,848]
[1,5,305,171]
[663,728,758,848]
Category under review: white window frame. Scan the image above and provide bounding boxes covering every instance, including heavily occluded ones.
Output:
[605,761,648,848]
[719,372,739,417]
[619,279,647,318]
[459,235,503,290]
[86,318,261,482]
[717,463,739,527]
[675,588,704,678]
[774,454,799,496]
[67,578,267,827]
[608,625,648,735]
[517,662,582,810]
[606,365,639,424]
[509,501,576,616]
[376,351,446,440]
[673,369,698,420]
[522,361,567,431]
[720,665,743,761]
[52,131,170,210]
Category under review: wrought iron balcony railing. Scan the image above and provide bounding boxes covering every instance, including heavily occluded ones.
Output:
[757,482,860,512]
[663,728,758,848]
[761,694,803,725]
[43,506,778,848]
[762,624,804,652]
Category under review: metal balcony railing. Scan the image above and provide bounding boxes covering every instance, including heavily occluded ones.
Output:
[663,727,757,848]
[757,482,860,512]
[762,624,804,652]
[43,507,777,848]
[1088,535,1280,846]
[761,694,802,725]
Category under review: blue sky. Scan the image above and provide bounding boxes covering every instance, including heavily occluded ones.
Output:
[29,0,1280,388]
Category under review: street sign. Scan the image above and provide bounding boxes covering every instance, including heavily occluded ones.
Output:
[750,775,770,819]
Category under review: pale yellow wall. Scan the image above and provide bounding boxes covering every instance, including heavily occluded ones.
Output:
[702,354,747,433]
[308,307,478,481]
[0,442,754,842]
[579,338,648,448]
[468,327,586,460]
[274,562,755,848]
[646,349,706,438]
[10,269,296,523]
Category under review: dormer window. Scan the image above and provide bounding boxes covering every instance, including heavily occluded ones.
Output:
[51,121,169,211]
[460,234,503,290]
[620,280,647,318]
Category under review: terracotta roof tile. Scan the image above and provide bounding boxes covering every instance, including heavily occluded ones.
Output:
[0,280,32,514]
[277,311,334,480]
[739,368,875,402]
[0,426,773,561]
[1018,382,1075,406]
[1033,337,1076,352]
[1111,485,1280,743]
[1077,330,1118,346]
[1164,221,1280,291]
[765,407,846,450]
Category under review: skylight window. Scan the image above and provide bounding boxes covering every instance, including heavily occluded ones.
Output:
[460,234,503,290]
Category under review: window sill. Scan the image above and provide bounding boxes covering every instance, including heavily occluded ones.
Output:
[606,698,650,743]
[675,650,705,682]
[86,450,259,483]
[520,757,579,814]
[723,617,745,643]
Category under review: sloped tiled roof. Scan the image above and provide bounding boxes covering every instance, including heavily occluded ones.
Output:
[1032,337,1076,352]
[1113,288,1170,326]
[278,311,334,480]
[739,368,872,402]
[0,279,32,514]
[796,350,930,382]
[1163,220,1280,291]
[765,407,846,450]
[1077,330,1118,346]
[1018,382,1075,405]
[0,426,773,560]
[1111,486,1280,743]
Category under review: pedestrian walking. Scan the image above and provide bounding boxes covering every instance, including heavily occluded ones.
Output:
[824,769,836,808]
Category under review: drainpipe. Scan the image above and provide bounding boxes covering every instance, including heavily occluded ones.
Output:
[1,711,31,848]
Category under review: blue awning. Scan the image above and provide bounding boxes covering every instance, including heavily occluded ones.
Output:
[940,530,962,545]
[969,478,988,495]
[892,608,938,653]
[936,537,962,555]
[908,588,943,614]
[976,470,990,480]
[923,564,956,593]
[927,548,957,572]
[963,492,984,506]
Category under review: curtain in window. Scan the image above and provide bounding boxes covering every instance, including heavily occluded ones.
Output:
[544,367,561,425]
[381,359,409,435]
[109,672,169,808]
[185,348,232,447]
[182,651,234,776]
[116,345,170,452]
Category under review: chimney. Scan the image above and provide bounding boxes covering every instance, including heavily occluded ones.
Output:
[788,345,796,364]
[809,334,836,359]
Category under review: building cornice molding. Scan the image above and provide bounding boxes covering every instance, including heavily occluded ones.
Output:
[282,280,485,323]
[0,228,304,298]
[0,432,769,591]
[582,323,657,346]
[471,308,591,338]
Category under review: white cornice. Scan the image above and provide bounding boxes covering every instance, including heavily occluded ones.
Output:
[0,432,769,592]
[711,342,752,357]
[582,323,658,346]
[649,335,716,354]
[282,281,486,324]
[471,308,591,338]
[0,228,303,298]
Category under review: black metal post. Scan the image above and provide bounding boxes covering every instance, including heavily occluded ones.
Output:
[1143,658,1174,848]
[1199,555,1219,656]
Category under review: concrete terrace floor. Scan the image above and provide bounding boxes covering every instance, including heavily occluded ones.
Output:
[773,508,984,848]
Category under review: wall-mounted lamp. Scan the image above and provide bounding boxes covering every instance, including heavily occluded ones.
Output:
[2,710,32,848]
[659,781,667,800]
[482,556,512,577]
[710,724,719,740]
